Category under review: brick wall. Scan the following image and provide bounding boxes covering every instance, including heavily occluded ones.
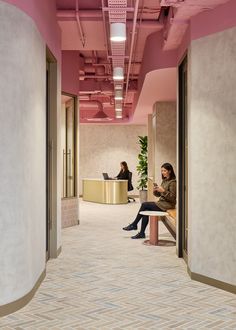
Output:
[61,198,79,228]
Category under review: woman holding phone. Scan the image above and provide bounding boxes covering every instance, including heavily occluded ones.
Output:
[123,163,176,239]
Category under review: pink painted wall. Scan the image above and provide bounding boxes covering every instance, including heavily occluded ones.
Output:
[61,51,80,95]
[2,0,61,61]
[138,31,177,91]
[191,0,236,42]
[132,31,177,117]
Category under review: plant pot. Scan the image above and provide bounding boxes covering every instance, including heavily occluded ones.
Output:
[139,189,147,203]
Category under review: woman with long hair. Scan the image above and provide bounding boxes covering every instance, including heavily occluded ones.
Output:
[123,163,176,239]
[116,161,129,180]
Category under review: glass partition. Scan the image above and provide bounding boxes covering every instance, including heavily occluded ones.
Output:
[61,94,76,198]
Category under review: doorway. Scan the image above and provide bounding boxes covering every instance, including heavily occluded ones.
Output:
[46,61,50,260]
[178,55,188,261]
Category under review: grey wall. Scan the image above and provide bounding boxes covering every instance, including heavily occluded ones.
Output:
[79,125,147,195]
[188,27,236,285]
[153,102,177,183]
[0,2,49,305]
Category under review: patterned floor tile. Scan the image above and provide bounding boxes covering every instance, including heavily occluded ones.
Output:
[0,200,235,329]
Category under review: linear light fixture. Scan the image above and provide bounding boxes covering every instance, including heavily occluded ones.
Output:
[115,84,123,90]
[115,103,122,111]
[110,23,126,42]
[113,67,124,81]
[115,110,122,119]
[114,90,123,100]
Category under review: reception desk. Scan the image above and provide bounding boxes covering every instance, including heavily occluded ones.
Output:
[82,179,128,204]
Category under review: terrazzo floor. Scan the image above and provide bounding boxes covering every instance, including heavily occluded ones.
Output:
[0,200,236,329]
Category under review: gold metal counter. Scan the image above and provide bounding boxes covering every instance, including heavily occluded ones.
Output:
[82,179,128,204]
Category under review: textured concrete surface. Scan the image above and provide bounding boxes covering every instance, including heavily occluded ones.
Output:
[79,125,147,195]
[188,26,236,285]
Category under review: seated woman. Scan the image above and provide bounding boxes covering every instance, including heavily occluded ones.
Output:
[123,163,176,239]
[115,161,130,180]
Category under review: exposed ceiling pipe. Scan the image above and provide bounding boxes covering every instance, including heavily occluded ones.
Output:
[124,0,139,106]
[75,0,86,47]
[80,75,113,80]
[57,11,163,28]
[130,0,144,80]
[101,0,109,60]
[80,100,103,110]
[80,74,139,80]
[57,10,102,18]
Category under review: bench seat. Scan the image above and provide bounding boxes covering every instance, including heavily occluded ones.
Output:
[161,209,176,240]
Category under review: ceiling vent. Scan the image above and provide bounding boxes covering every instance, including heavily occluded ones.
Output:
[84,100,113,121]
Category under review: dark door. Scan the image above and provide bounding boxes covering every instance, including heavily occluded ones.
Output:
[178,55,188,260]
[46,61,50,261]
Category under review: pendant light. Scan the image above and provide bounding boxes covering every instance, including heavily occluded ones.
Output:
[110,23,126,42]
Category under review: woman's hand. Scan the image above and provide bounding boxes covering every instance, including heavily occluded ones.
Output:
[155,186,165,193]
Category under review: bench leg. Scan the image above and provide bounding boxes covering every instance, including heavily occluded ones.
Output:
[143,216,176,247]
[149,216,159,245]
[143,216,159,246]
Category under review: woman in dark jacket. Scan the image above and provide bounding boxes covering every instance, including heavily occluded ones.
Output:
[116,161,130,180]
[123,163,176,239]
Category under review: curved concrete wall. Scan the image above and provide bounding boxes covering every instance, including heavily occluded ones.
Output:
[3,0,61,61]
[0,2,46,305]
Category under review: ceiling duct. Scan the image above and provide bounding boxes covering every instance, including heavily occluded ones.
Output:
[83,100,112,121]
[93,110,109,119]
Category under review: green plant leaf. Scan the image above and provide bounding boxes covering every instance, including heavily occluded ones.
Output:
[136,135,148,190]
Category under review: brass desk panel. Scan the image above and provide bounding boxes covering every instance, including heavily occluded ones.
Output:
[83,179,128,204]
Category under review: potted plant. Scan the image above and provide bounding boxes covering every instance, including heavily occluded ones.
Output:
[136,135,148,203]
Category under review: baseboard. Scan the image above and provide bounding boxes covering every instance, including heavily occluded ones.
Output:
[57,246,62,257]
[187,267,236,295]
[0,269,46,317]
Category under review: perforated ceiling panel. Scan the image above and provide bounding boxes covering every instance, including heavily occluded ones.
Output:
[108,0,127,69]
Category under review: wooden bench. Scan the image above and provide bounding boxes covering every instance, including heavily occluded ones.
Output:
[161,209,176,240]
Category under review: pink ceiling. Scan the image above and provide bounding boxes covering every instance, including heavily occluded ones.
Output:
[56,0,234,124]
